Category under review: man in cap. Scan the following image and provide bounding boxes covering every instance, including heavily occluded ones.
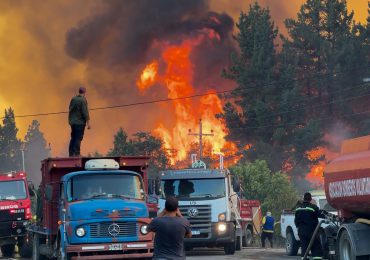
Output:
[294,192,323,260]
[68,86,90,156]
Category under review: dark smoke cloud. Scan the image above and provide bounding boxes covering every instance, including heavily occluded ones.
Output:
[65,0,236,95]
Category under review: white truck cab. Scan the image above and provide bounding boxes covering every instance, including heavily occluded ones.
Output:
[158,167,243,255]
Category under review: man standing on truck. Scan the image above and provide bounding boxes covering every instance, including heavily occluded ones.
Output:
[148,196,192,259]
[295,192,323,260]
[68,86,90,156]
[261,211,274,248]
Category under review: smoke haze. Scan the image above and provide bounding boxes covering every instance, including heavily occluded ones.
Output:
[0,0,367,157]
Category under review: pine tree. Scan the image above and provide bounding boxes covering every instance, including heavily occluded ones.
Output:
[108,129,170,177]
[24,120,49,185]
[0,108,22,172]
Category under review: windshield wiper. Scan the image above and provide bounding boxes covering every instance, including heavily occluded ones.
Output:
[109,194,136,200]
[86,194,108,200]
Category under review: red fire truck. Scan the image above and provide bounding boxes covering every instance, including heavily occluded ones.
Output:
[0,171,33,258]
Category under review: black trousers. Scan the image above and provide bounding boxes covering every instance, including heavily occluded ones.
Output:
[69,124,86,156]
[261,231,273,248]
[298,229,322,259]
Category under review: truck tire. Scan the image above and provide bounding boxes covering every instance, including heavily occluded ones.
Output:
[224,242,236,255]
[286,231,299,256]
[236,235,242,251]
[243,227,253,247]
[32,233,46,260]
[19,235,33,258]
[1,244,15,257]
[339,229,363,260]
[319,229,329,260]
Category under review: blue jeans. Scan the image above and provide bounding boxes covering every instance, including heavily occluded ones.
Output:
[69,124,85,156]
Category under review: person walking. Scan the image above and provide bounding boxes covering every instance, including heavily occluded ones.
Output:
[148,196,192,260]
[295,192,323,260]
[68,86,90,157]
[261,211,274,248]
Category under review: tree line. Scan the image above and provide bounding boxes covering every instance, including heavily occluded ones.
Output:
[2,0,369,215]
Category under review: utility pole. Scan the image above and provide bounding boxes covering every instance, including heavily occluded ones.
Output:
[188,119,214,160]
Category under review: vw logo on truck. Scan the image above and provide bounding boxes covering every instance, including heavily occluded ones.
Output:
[187,208,199,217]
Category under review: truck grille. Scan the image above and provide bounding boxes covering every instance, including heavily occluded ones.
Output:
[179,205,211,236]
[89,222,137,238]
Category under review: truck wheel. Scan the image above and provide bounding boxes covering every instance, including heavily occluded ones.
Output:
[224,242,236,255]
[1,244,15,257]
[18,235,33,258]
[32,233,46,260]
[339,230,356,260]
[319,229,330,260]
[236,236,242,251]
[243,227,253,247]
[286,231,299,256]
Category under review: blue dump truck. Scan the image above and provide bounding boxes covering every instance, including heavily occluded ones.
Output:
[28,157,154,260]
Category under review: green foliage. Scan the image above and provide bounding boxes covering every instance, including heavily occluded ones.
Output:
[0,108,22,172]
[108,128,170,177]
[24,120,49,185]
[222,0,370,186]
[230,160,298,218]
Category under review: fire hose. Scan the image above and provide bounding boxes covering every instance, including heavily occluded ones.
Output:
[302,219,326,260]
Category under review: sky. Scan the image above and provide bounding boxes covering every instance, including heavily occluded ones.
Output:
[0,0,368,157]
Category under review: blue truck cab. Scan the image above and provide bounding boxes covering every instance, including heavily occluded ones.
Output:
[28,157,154,260]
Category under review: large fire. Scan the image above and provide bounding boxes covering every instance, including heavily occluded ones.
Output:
[136,34,237,165]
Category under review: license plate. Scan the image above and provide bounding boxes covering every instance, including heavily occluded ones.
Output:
[191,230,200,235]
[108,244,123,251]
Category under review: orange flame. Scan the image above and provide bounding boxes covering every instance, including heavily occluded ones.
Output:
[136,61,158,92]
[306,148,325,186]
[136,33,237,165]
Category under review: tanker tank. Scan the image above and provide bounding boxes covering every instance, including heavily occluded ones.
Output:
[324,135,370,219]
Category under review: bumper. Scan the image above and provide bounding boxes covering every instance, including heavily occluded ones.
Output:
[66,241,154,259]
[184,222,235,248]
[0,220,28,239]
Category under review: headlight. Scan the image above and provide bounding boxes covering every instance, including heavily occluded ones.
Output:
[218,213,226,221]
[76,227,86,237]
[140,224,149,235]
[218,223,227,232]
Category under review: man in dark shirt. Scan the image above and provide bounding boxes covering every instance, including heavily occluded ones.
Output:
[68,87,90,156]
[294,192,323,260]
[148,196,192,260]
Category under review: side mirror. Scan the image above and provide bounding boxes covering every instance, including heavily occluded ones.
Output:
[155,178,161,196]
[28,183,36,197]
[232,176,241,193]
[45,184,53,201]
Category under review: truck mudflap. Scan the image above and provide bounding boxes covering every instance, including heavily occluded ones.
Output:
[66,241,154,259]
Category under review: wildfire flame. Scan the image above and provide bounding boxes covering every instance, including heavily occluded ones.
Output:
[306,148,326,186]
[136,61,158,92]
[136,32,237,165]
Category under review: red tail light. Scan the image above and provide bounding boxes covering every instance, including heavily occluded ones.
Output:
[25,207,32,220]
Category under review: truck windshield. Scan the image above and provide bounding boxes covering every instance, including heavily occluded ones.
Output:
[161,178,225,200]
[0,180,27,200]
[68,174,143,201]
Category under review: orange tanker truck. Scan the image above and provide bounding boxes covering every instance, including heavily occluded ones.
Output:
[322,136,370,260]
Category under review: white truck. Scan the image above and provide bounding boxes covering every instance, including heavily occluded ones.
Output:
[280,190,336,257]
[157,161,261,255]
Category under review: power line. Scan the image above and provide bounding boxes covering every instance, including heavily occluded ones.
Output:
[229,108,370,130]
[248,82,370,121]
[2,66,369,120]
